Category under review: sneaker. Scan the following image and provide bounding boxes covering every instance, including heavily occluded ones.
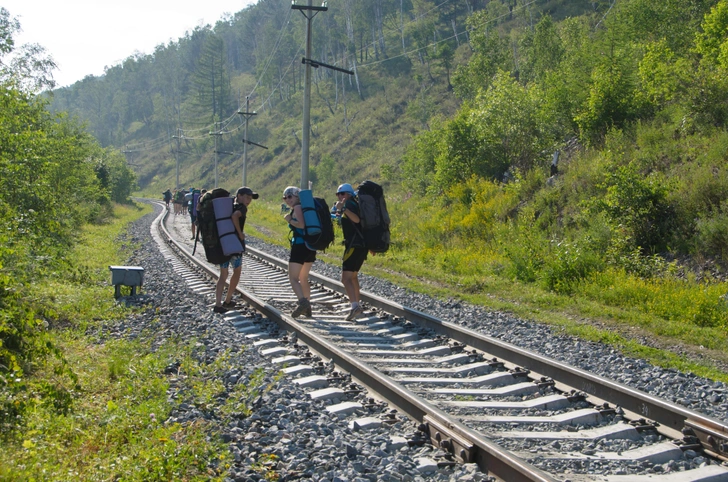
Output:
[222,300,237,309]
[345,305,364,321]
[212,305,228,314]
[291,299,310,318]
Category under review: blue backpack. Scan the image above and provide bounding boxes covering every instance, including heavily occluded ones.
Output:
[299,189,335,251]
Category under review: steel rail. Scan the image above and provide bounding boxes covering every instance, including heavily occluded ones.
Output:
[240,246,728,461]
[155,205,558,481]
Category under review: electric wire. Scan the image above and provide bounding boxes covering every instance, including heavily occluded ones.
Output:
[353,0,539,71]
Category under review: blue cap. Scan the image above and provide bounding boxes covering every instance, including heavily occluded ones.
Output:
[336,183,355,196]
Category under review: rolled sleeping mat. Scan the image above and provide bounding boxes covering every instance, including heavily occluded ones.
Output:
[218,221,244,255]
[192,192,200,216]
[212,197,233,218]
[212,197,243,256]
[298,189,321,236]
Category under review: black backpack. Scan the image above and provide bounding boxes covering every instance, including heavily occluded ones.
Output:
[356,180,391,253]
[194,188,233,264]
[302,196,335,252]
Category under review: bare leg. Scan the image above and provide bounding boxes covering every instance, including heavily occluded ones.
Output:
[225,267,241,304]
[342,270,360,304]
[299,262,313,299]
[216,267,229,307]
[288,262,306,299]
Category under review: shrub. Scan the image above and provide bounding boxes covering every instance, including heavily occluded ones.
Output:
[502,221,548,283]
[695,208,728,259]
[541,239,604,294]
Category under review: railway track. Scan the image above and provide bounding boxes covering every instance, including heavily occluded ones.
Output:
[154,202,728,482]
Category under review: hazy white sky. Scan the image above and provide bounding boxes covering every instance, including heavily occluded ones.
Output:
[3,0,258,88]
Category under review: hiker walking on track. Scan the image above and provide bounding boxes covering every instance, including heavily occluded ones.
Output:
[174,189,186,215]
[334,183,367,321]
[213,187,258,313]
[163,189,172,209]
[282,186,315,318]
[186,188,202,240]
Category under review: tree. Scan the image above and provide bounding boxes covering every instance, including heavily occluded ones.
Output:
[191,33,232,125]
[469,70,554,175]
[452,11,512,101]
[435,41,455,90]
[0,7,56,93]
[519,15,564,84]
[694,0,728,67]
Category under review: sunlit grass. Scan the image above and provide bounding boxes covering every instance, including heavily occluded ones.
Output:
[1,336,232,481]
[1,202,248,481]
[39,203,152,330]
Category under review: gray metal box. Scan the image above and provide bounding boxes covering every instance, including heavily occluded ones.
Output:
[109,266,144,287]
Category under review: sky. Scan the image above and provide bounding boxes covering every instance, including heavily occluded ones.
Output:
[3,0,258,88]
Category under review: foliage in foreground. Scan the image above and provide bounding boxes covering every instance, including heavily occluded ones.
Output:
[0,14,138,438]
[0,337,229,482]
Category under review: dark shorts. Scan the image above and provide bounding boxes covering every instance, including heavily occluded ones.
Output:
[289,243,316,264]
[342,246,368,272]
[190,213,197,223]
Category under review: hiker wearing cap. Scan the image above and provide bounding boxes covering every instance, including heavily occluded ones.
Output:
[335,183,367,321]
[282,186,315,318]
[213,187,258,313]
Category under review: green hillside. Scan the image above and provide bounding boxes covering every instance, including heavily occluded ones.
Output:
[48,0,596,197]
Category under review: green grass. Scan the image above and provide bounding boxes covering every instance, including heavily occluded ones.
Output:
[1,337,231,481]
[0,202,264,481]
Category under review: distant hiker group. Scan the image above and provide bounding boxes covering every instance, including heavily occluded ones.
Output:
[165,180,390,318]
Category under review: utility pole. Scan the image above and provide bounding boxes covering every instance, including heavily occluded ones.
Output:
[298,0,316,191]
[172,128,182,189]
[209,123,223,188]
[293,0,352,192]
[236,96,268,187]
[121,146,138,167]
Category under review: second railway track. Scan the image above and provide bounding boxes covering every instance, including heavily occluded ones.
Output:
[155,201,728,482]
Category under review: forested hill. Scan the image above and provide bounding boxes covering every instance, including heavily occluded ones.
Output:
[48,0,600,197]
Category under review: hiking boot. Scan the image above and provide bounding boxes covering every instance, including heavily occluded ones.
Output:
[303,305,312,318]
[345,305,364,321]
[291,298,310,318]
[222,300,237,309]
[213,305,228,314]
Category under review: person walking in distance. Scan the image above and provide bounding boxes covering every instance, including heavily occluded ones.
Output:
[335,183,367,321]
[213,187,258,313]
[282,186,314,318]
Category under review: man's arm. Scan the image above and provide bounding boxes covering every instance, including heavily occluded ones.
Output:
[231,211,245,239]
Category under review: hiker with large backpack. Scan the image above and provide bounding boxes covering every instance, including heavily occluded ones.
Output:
[194,187,253,313]
[211,187,258,313]
[334,183,367,321]
[186,188,201,240]
[282,186,315,318]
[163,189,172,209]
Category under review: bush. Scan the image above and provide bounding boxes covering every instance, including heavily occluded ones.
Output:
[541,240,604,294]
[696,208,728,259]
